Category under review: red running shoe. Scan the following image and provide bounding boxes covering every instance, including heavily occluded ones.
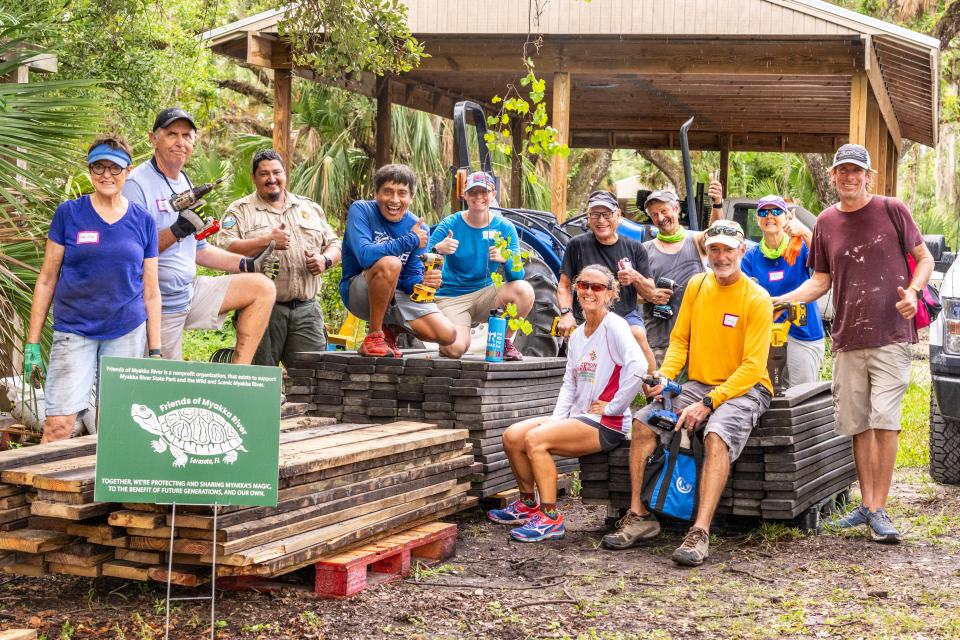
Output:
[503,338,523,361]
[382,325,403,358]
[358,331,393,357]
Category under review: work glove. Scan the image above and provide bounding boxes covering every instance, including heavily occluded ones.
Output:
[23,343,45,380]
[169,207,207,241]
[240,240,280,280]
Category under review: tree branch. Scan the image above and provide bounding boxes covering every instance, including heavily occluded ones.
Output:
[638,149,684,195]
[216,79,272,105]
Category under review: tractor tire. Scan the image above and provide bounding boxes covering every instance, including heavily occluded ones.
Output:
[930,391,960,485]
[513,243,562,358]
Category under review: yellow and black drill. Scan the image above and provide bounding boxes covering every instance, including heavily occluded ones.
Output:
[769,301,808,396]
[410,253,444,303]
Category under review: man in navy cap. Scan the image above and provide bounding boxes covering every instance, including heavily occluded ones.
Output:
[428,171,533,359]
[556,190,657,373]
[777,143,933,544]
[124,108,278,364]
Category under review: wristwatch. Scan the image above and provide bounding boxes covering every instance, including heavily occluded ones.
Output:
[323,256,333,270]
[701,395,714,410]
[559,306,573,315]
[712,203,723,209]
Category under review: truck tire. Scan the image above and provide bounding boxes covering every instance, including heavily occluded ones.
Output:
[512,243,562,358]
[930,391,960,485]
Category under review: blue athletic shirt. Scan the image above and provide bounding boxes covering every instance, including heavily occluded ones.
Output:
[428,211,525,297]
[741,241,824,342]
[48,195,159,340]
[339,200,426,305]
[123,160,206,314]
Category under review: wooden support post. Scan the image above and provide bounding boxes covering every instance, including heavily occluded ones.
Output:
[876,117,889,196]
[510,117,524,209]
[848,72,868,146]
[864,91,880,168]
[549,72,571,222]
[719,144,730,196]
[272,69,292,166]
[887,136,899,197]
[375,76,393,169]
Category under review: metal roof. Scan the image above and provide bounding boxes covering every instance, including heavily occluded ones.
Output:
[202,0,939,149]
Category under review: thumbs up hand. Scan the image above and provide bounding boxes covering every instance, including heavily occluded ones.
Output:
[896,285,919,319]
[413,217,430,249]
[434,229,459,255]
[270,222,290,250]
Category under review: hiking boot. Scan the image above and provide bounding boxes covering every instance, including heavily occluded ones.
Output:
[382,325,403,358]
[358,331,393,357]
[831,503,870,529]
[510,511,565,543]
[672,526,710,567]
[867,508,901,544]
[487,498,539,525]
[601,511,661,549]
[503,338,523,361]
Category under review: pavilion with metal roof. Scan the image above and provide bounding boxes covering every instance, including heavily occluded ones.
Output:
[202,0,940,218]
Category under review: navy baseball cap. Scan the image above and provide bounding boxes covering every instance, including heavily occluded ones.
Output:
[153,108,196,132]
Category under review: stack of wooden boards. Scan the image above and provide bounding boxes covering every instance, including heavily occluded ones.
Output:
[0,419,476,583]
[284,352,579,498]
[580,382,855,523]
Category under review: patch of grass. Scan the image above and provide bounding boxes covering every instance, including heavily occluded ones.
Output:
[411,561,459,581]
[181,326,236,362]
[745,521,805,545]
[898,361,931,468]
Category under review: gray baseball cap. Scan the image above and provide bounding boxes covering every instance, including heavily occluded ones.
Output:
[644,190,679,207]
[830,144,871,171]
[586,190,619,211]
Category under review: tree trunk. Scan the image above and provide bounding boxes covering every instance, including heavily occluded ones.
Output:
[638,149,684,195]
[567,149,614,212]
[936,122,958,215]
[802,153,835,210]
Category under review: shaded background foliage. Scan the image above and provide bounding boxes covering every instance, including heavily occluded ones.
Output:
[3,0,960,363]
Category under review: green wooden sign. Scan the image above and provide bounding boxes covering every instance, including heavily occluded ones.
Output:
[94,356,281,506]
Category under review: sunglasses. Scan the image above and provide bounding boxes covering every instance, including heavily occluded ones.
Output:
[576,281,612,293]
[757,208,786,218]
[89,162,125,176]
[705,225,744,239]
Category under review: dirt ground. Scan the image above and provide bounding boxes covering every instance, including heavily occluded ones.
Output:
[2,467,959,640]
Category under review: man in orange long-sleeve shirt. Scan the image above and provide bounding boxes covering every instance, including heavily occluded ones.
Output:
[603,219,773,566]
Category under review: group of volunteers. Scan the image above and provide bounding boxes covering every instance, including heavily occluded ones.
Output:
[23,107,931,566]
[487,143,932,567]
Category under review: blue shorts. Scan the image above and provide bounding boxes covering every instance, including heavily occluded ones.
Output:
[621,309,646,330]
[44,323,147,417]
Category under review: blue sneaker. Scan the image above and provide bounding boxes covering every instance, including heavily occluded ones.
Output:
[509,511,565,542]
[831,504,870,529]
[487,498,539,525]
[867,508,901,544]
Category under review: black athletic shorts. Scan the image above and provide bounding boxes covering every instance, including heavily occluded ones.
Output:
[574,415,627,452]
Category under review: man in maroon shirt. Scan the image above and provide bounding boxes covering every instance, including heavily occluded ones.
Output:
[777,144,933,544]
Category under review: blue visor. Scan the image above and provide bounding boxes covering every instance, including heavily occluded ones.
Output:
[86,143,131,169]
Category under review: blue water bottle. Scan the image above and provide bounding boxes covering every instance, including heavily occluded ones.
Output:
[485,308,506,363]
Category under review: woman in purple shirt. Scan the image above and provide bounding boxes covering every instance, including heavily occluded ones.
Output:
[24,135,161,442]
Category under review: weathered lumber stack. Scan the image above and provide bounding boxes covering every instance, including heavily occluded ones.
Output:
[0,420,476,584]
[579,382,855,524]
[284,352,579,497]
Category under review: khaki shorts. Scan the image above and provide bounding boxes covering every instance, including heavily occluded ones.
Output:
[159,275,233,360]
[635,379,771,463]
[345,273,439,331]
[436,285,500,326]
[833,342,912,436]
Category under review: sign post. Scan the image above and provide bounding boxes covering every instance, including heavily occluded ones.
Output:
[95,356,281,638]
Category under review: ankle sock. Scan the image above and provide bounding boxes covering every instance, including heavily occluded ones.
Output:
[520,493,537,507]
[541,503,558,518]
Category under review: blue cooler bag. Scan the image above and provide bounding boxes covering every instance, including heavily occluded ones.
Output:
[641,430,704,521]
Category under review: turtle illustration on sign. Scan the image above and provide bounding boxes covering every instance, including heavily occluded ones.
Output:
[130,403,248,468]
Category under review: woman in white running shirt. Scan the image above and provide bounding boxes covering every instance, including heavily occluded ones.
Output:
[487,265,646,542]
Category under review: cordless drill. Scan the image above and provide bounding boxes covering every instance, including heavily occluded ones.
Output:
[410,253,444,303]
[169,177,226,240]
[652,277,678,320]
[769,301,808,395]
[642,375,683,430]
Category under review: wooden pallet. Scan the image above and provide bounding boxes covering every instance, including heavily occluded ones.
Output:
[312,521,457,597]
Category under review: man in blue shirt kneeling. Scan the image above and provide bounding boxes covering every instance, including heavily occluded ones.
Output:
[428,172,534,360]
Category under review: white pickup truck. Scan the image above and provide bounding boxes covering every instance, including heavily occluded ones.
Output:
[927,236,960,485]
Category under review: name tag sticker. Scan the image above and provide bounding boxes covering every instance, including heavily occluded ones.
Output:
[769,270,785,282]
[77,231,100,245]
[156,198,170,213]
[722,313,739,328]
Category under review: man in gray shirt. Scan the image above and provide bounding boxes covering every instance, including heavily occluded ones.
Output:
[123,108,278,364]
[643,180,724,363]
